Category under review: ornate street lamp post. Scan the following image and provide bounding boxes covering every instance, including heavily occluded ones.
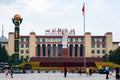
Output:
[12,14,23,65]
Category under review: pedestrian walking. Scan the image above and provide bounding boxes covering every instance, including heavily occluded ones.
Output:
[10,67,13,78]
[79,67,82,76]
[5,68,9,77]
[89,68,92,76]
[109,68,114,78]
[86,67,89,76]
[116,67,120,80]
[64,67,67,78]
[76,67,82,75]
[105,65,109,79]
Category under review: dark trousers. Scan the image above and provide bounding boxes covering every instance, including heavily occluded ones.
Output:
[64,70,67,77]
[106,71,109,79]
[11,73,13,78]
[116,74,120,79]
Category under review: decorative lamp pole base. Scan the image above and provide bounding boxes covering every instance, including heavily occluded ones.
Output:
[14,53,19,65]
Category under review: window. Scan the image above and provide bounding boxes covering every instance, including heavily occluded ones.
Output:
[58,38,62,42]
[75,38,78,42]
[91,50,95,54]
[26,56,29,59]
[42,44,46,56]
[96,38,100,42]
[26,44,29,48]
[58,44,62,56]
[91,44,95,48]
[48,44,51,57]
[37,38,40,42]
[80,38,84,42]
[48,38,51,42]
[69,45,73,57]
[21,38,24,42]
[70,38,73,42]
[53,44,56,57]
[21,44,24,48]
[21,50,24,54]
[26,50,29,54]
[97,44,100,48]
[91,38,95,42]
[102,38,105,42]
[74,44,78,57]
[42,38,45,42]
[37,44,40,56]
[26,38,29,42]
[53,38,56,42]
[97,50,100,54]
[102,44,105,48]
[102,50,105,54]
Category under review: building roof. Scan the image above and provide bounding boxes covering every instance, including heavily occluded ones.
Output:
[0,36,8,43]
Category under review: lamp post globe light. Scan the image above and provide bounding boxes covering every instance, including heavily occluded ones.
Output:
[12,14,23,65]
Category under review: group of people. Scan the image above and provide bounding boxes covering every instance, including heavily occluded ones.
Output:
[76,67,92,76]
[86,67,92,76]
[5,67,13,78]
[3,66,120,79]
[105,65,120,79]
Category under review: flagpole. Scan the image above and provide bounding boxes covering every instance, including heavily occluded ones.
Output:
[83,2,86,70]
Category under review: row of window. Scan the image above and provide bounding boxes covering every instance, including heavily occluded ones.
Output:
[91,44,105,48]
[37,38,62,42]
[37,38,84,42]
[91,50,105,54]
[20,50,29,54]
[20,43,105,48]
[21,44,29,48]
[20,37,106,43]
[20,38,29,42]
[91,38,105,42]
[20,49,105,54]
[20,49,105,56]
[20,55,29,59]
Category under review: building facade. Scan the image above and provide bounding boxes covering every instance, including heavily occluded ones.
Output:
[2,31,118,60]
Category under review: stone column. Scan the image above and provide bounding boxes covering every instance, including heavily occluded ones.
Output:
[46,44,48,57]
[50,44,53,57]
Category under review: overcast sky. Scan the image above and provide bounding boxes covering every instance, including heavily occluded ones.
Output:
[0,0,120,41]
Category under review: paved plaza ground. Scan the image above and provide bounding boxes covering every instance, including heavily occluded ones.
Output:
[0,72,116,80]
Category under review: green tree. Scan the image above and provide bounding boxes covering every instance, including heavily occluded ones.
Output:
[109,47,120,64]
[103,47,120,64]
[0,43,2,62]
[19,56,24,63]
[2,45,9,62]
[103,54,108,62]
[0,43,9,63]
[8,53,16,65]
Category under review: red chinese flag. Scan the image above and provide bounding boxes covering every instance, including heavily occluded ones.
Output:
[82,4,84,15]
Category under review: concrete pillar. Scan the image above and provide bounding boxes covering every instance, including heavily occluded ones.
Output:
[85,32,91,57]
[46,44,48,57]
[105,32,112,54]
[73,44,75,57]
[56,44,58,57]
[40,44,42,57]
[29,32,36,57]
[78,44,80,57]
[51,44,53,57]
[8,32,14,56]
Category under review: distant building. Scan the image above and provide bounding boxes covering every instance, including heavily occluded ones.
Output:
[0,25,8,50]
[0,35,8,49]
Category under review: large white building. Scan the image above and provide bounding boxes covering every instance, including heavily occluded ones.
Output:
[0,28,119,60]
